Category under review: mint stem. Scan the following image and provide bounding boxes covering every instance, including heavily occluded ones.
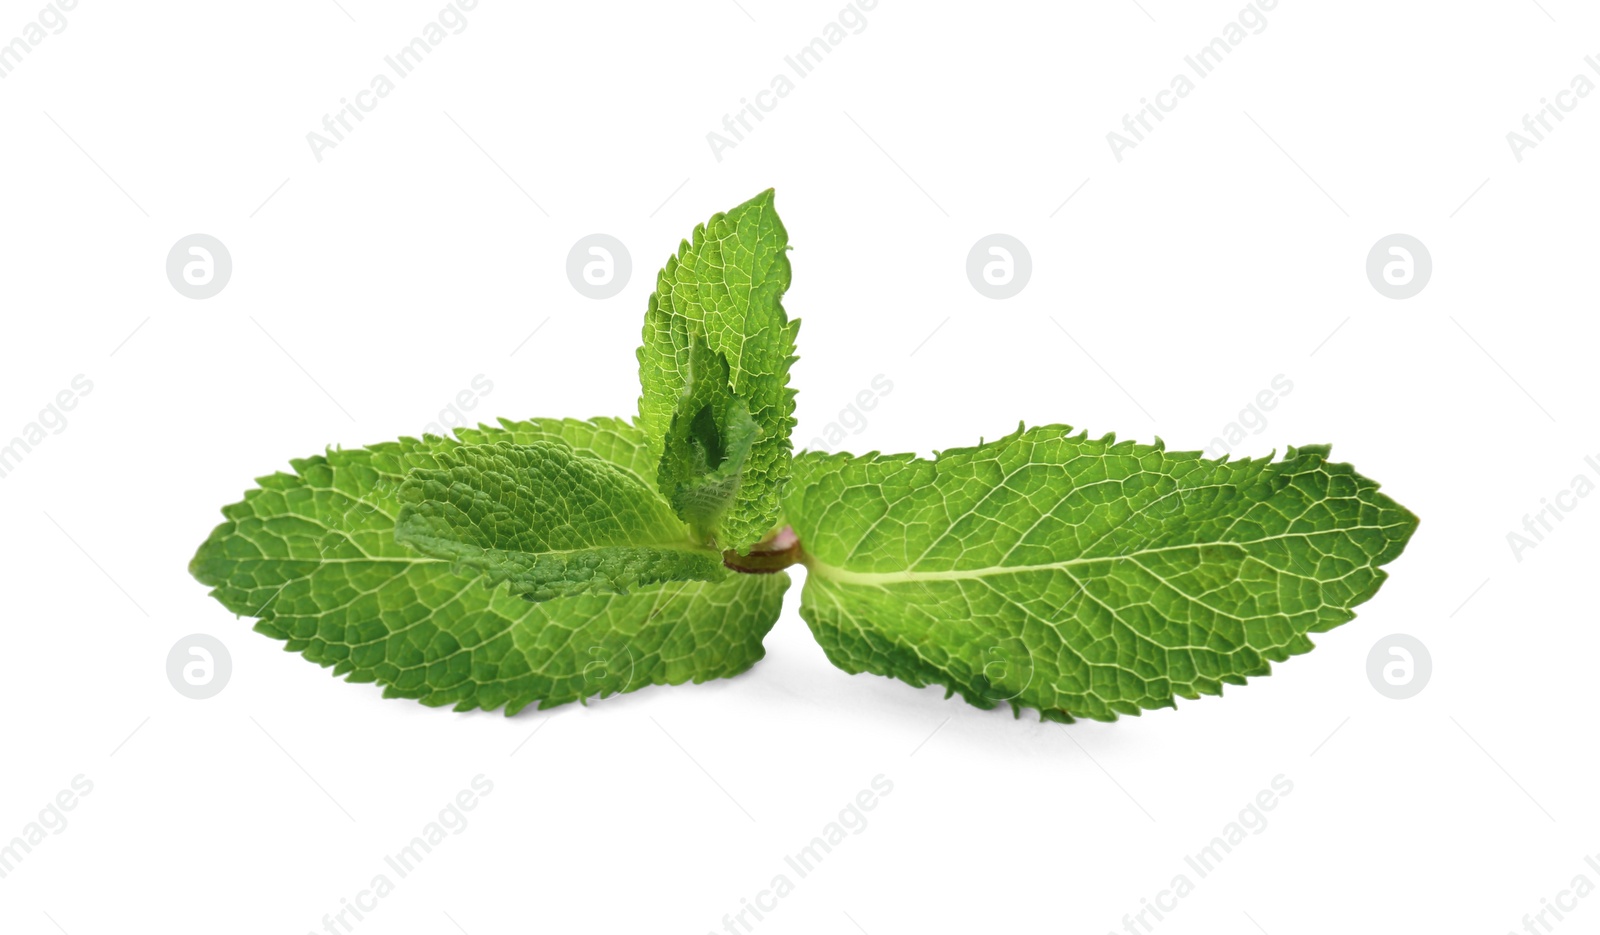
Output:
[722,526,800,574]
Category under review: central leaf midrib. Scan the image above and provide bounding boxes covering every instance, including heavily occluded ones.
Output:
[802,524,1400,586]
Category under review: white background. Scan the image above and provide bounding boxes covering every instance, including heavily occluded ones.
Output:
[2,1,1597,933]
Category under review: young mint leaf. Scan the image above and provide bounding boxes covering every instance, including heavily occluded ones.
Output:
[458,416,661,483]
[638,188,798,551]
[657,332,762,542]
[785,425,1419,723]
[395,441,728,602]
[189,418,788,714]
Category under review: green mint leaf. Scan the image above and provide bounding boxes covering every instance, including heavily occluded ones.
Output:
[395,441,728,602]
[457,416,660,483]
[637,188,798,551]
[656,332,763,542]
[189,418,788,714]
[785,426,1419,722]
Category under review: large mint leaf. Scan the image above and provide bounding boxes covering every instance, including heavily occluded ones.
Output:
[395,442,727,602]
[190,418,788,714]
[785,426,1418,722]
[637,189,798,552]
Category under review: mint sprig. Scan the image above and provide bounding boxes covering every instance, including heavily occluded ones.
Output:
[191,191,1418,720]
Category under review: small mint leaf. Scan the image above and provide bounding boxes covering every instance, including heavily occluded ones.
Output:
[657,331,763,543]
[396,442,728,602]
